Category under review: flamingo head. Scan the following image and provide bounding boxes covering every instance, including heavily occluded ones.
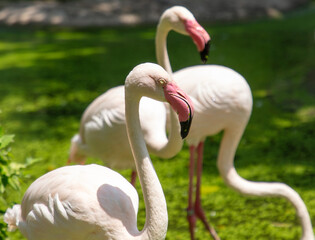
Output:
[159,6,211,63]
[184,19,211,63]
[126,63,194,139]
[163,81,194,139]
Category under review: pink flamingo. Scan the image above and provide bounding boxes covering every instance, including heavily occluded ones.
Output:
[156,6,313,240]
[4,63,194,240]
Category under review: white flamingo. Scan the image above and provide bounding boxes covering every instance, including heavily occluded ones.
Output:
[156,6,314,240]
[68,6,207,186]
[4,63,194,240]
[68,88,182,185]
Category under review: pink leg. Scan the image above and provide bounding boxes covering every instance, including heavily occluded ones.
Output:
[187,145,196,240]
[194,142,220,240]
[130,170,137,187]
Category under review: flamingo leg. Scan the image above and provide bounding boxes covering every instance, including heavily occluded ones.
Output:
[130,170,137,187]
[66,158,86,165]
[187,145,196,240]
[66,158,71,165]
[194,142,220,240]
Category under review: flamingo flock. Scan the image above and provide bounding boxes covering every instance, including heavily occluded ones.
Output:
[4,5,314,240]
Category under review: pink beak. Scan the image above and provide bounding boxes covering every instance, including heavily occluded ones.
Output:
[184,19,211,63]
[163,82,194,139]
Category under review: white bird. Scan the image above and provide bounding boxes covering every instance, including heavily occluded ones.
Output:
[68,6,207,186]
[4,63,194,240]
[156,6,314,240]
[68,88,183,185]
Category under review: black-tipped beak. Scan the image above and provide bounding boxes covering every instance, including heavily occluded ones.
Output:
[180,120,191,139]
[200,40,211,64]
[180,104,193,139]
[164,82,194,139]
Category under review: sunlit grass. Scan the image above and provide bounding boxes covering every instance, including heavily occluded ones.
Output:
[0,4,315,240]
[296,106,315,123]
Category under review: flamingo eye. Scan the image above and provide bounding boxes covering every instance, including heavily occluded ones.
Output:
[158,78,167,86]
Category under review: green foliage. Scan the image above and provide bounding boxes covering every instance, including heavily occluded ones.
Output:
[0,127,41,239]
[0,128,41,196]
[0,129,15,240]
[0,5,314,240]
[0,129,17,195]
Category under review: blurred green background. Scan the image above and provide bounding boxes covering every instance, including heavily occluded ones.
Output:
[0,3,314,240]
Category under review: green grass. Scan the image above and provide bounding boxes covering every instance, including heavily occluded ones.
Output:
[1,5,315,240]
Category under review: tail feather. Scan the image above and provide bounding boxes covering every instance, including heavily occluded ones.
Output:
[4,204,22,232]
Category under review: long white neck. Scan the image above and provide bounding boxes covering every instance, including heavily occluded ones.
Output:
[125,90,168,240]
[217,127,314,240]
[156,22,172,75]
[154,21,183,158]
[148,106,183,159]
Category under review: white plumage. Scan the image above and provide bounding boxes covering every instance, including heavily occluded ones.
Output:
[4,63,194,240]
[173,65,252,146]
[70,86,171,169]
[5,165,139,240]
[172,65,313,240]
[68,6,209,184]
[156,6,313,240]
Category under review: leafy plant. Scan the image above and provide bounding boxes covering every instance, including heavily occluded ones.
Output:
[0,127,40,239]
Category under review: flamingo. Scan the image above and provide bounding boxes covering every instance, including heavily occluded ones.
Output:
[156,6,314,240]
[4,63,194,240]
[68,6,209,186]
[68,88,183,185]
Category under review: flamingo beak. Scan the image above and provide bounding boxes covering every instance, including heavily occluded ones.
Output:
[200,40,211,63]
[184,19,211,63]
[179,100,193,139]
[164,82,194,139]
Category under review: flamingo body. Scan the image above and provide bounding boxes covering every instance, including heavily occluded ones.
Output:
[173,65,252,146]
[155,6,313,240]
[171,64,314,240]
[71,86,168,169]
[4,63,194,240]
[171,64,252,240]
[6,164,139,240]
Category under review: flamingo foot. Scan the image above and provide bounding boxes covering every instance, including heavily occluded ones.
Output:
[187,208,196,240]
[194,203,220,240]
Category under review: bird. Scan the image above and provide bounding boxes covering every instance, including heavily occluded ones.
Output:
[155,6,218,239]
[68,6,209,186]
[156,6,314,240]
[4,62,194,240]
[68,88,183,185]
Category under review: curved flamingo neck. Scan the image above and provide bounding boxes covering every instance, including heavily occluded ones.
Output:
[125,89,168,240]
[154,107,183,158]
[154,21,184,158]
[156,22,172,74]
[217,127,314,240]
